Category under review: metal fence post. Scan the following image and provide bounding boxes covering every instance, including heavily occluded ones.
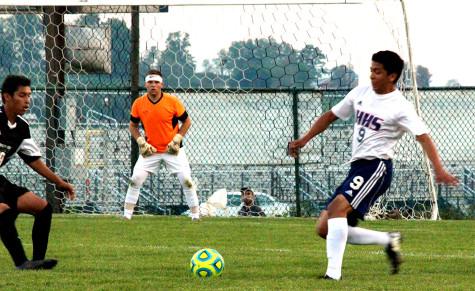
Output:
[43,6,66,212]
[292,88,301,217]
[130,6,140,174]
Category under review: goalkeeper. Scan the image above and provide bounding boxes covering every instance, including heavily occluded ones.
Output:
[123,69,200,221]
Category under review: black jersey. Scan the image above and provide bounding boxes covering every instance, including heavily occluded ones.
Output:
[238,205,266,217]
[0,106,41,166]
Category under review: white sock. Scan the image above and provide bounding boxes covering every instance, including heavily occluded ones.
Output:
[178,174,199,209]
[124,183,141,220]
[123,169,148,220]
[325,217,348,280]
[347,226,390,246]
[123,209,133,220]
[191,212,200,219]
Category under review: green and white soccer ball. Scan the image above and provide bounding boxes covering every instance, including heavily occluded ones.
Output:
[190,248,224,278]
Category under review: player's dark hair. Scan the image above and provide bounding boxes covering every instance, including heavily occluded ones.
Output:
[240,187,254,195]
[1,75,31,102]
[372,50,404,84]
[147,69,162,77]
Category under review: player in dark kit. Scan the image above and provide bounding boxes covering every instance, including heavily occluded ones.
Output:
[0,75,75,270]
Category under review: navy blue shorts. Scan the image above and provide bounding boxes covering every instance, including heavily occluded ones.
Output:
[327,159,393,218]
[0,175,29,209]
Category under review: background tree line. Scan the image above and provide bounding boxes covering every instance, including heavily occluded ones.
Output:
[0,14,359,90]
[1,14,460,123]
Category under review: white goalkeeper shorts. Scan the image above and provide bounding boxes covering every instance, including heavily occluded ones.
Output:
[133,146,192,175]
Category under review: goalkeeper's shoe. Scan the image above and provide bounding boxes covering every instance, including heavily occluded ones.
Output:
[16,259,58,270]
[319,274,341,281]
[385,232,403,274]
[123,209,133,220]
[191,212,200,221]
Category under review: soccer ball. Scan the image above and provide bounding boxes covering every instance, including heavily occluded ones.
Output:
[190,248,224,278]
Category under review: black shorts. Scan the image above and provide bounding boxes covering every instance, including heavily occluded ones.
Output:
[327,159,393,218]
[0,175,29,209]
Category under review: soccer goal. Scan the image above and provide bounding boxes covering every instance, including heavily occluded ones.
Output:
[0,0,440,219]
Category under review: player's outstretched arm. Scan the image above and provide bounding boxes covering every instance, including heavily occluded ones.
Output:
[27,159,76,199]
[287,110,338,158]
[416,133,459,185]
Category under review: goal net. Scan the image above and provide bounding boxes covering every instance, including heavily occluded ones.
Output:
[0,0,439,219]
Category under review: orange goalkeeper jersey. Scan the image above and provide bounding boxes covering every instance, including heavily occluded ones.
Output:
[130,92,187,153]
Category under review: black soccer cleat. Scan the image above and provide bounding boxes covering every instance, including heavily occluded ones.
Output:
[320,274,341,281]
[16,259,58,270]
[385,232,403,274]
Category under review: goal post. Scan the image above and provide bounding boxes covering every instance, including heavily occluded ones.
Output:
[400,0,439,220]
[0,0,444,219]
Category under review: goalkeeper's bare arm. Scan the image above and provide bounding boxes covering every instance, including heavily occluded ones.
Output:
[167,116,191,155]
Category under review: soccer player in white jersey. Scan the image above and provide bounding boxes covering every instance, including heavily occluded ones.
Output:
[288,50,458,280]
[123,69,200,221]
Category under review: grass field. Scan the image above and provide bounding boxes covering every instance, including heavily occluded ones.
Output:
[0,215,473,290]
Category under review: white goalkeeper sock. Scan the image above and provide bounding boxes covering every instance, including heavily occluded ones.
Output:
[191,211,200,220]
[325,217,348,280]
[347,226,390,246]
[123,208,133,220]
[124,187,140,219]
[178,174,199,209]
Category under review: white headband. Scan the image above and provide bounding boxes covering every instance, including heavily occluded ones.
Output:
[145,74,163,83]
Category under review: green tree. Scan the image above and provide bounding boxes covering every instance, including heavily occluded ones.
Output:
[75,14,101,26]
[0,15,44,86]
[446,79,461,87]
[0,19,17,79]
[107,18,131,87]
[156,31,196,89]
[207,37,326,89]
[140,45,160,84]
[416,65,432,88]
[323,65,358,89]
[202,59,214,74]
[0,15,44,121]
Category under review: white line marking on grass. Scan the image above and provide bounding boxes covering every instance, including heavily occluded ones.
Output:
[112,245,473,260]
[366,250,475,259]
[186,246,290,253]
[260,248,291,253]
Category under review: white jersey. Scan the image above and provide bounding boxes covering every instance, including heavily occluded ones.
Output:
[331,85,428,162]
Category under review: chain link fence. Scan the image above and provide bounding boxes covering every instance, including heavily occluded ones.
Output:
[1,88,474,218]
[0,5,473,218]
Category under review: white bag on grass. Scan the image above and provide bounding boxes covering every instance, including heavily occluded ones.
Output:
[199,189,228,217]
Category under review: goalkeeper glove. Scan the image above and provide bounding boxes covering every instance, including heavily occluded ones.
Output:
[136,136,157,157]
[167,133,183,155]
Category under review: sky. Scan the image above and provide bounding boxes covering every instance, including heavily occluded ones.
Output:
[404,0,474,86]
[53,0,475,87]
[131,0,475,87]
